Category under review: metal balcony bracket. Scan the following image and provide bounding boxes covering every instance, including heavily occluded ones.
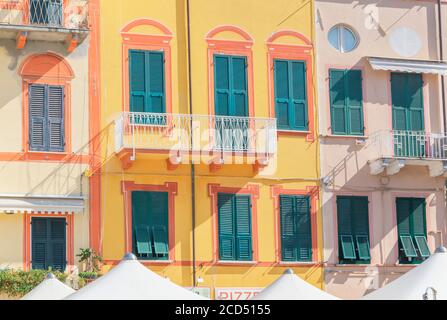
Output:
[429,161,447,178]
[16,31,28,50]
[117,150,133,170]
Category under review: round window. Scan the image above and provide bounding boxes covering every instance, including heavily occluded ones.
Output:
[328,25,358,53]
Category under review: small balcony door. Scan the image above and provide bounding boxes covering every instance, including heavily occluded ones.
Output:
[391,72,425,158]
[213,54,249,151]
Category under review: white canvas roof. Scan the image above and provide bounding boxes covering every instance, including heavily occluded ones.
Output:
[65,254,206,300]
[21,273,75,300]
[252,269,340,300]
[363,247,447,300]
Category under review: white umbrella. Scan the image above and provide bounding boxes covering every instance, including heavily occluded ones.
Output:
[66,253,206,300]
[363,247,447,300]
[252,269,339,300]
[22,273,75,300]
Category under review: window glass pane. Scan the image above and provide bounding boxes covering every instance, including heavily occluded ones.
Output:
[341,27,357,52]
[328,25,358,53]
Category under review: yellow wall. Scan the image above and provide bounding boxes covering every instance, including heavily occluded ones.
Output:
[99,0,322,298]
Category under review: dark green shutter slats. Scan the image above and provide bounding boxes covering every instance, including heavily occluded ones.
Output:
[131,191,169,260]
[235,195,252,261]
[129,50,166,114]
[214,55,248,117]
[32,218,66,271]
[337,196,370,262]
[340,235,357,260]
[414,236,431,258]
[48,86,64,152]
[29,84,64,152]
[356,235,371,260]
[396,197,430,262]
[279,195,312,262]
[218,193,253,261]
[329,69,364,136]
[274,60,308,131]
[400,235,418,258]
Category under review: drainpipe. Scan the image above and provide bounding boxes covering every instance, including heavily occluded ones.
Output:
[437,0,446,132]
[186,0,197,287]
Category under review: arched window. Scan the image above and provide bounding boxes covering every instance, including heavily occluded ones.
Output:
[20,52,74,158]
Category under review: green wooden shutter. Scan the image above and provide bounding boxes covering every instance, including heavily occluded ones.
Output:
[32,218,66,271]
[48,86,64,152]
[235,195,252,261]
[346,70,364,135]
[232,57,248,117]
[274,60,290,128]
[50,218,66,271]
[280,195,297,261]
[337,196,369,262]
[294,196,312,261]
[129,50,166,114]
[407,74,424,131]
[218,193,236,260]
[29,84,46,151]
[291,61,308,131]
[411,198,426,236]
[132,191,169,260]
[330,69,347,134]
[274,60,308,131]
[147,52,165,114]
[397,198,411,236]
[32,218,48,270]
[214,55,231,116]
[129,50,146,113]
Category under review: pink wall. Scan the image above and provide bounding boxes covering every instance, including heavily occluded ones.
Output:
[316,0,447,299]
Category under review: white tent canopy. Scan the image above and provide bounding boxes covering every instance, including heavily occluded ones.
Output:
[22,273,75,300]
[363,247,447,300]
[252,269,339,300]
[66,253,206,300]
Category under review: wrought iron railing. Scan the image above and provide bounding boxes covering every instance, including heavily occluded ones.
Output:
[114,112,278,160]
[370,130,447,160]
[0,0,88,29]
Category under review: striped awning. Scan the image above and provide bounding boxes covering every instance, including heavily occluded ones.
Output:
[367,57,447,76]
[0,194,85,214]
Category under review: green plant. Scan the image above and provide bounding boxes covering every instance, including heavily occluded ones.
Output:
[78,271,99,280]
[0,269,68,298]
[77,248,103,273]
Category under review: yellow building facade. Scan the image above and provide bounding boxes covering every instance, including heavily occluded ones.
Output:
[94,0,323,299]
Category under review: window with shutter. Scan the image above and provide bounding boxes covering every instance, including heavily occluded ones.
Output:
[274,59,308,131]
[329,69,364,136]
[218,193,253,261]
[336,196,370,264]
[31,217,66,271]
[396,197,429,264]
[129,50,166,115]
[29,84,65,152]
[279,195,312,262]
[213,55,249,151]
[131,191,169,261]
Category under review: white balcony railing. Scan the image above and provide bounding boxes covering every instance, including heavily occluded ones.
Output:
[114,112,278,160]
[370,130,447,161]
[0,0,88,29]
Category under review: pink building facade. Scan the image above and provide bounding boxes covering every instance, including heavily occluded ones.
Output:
[315,0,447,299]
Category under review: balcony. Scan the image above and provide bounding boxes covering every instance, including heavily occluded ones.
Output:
[368,130,447,177]
[113,112,278,170]
[0,0,89,51]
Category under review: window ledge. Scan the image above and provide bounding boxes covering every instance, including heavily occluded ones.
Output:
[217,260,257,266]
[278,130,310,135]
[277,261,317,266]
[320,134,368,140]
[139,260,174,265]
